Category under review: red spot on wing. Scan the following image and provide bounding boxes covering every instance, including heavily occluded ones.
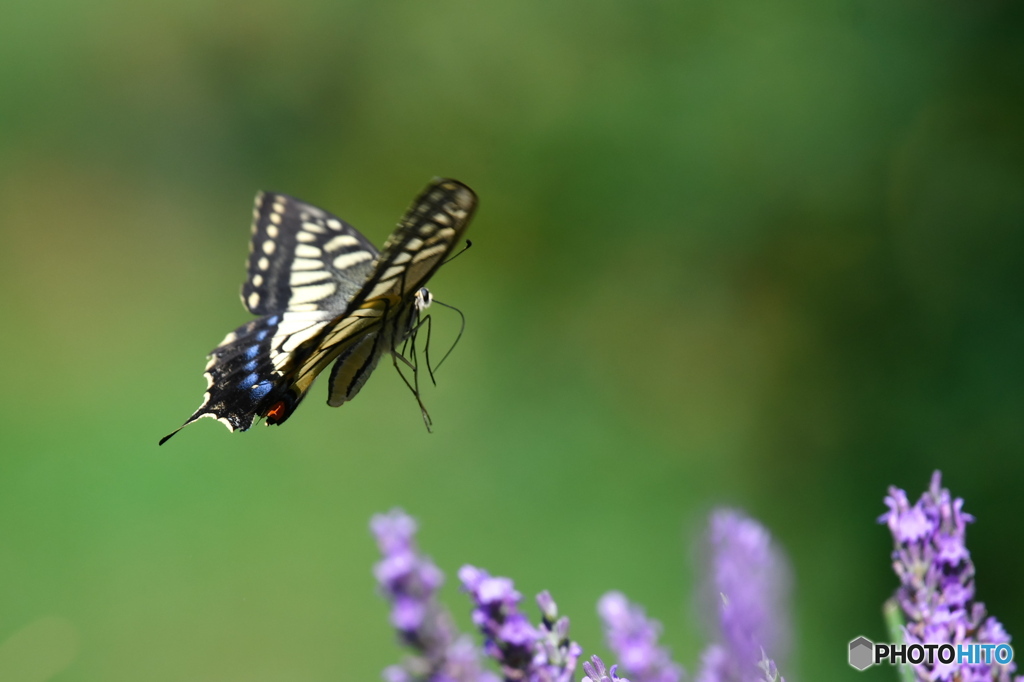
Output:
[265,400,288,425]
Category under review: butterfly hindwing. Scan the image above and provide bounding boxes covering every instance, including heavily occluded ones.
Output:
[324,298,394,407]
[159,308,342,444]
[159,314,287,443]
[242,192,379,315]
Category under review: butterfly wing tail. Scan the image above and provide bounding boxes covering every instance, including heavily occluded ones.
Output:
[158,315,287,445]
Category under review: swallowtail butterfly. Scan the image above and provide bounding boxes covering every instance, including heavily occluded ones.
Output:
[160,178,476,445]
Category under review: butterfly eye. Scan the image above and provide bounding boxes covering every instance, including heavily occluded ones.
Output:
[419,287,433,307]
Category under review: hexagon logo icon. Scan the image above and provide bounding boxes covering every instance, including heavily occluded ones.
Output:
[849,636,874,671]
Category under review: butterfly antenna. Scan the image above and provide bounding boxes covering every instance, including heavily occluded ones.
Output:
[441,239,473,265]
[429,299,466,375]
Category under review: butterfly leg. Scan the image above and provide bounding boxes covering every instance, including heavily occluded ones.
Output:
[390,348,433,432]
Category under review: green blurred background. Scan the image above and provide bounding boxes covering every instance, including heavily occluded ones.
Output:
[1,0,1022,679]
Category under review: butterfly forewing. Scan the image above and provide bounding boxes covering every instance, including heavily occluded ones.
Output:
[351,180,477,306]
[242,192,379,315]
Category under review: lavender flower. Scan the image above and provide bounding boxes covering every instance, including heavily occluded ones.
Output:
[754,650,783,682]
[459,565,581,682]
[582,655,632,682]
[596,591,683,682]
[881,471,1022,682]
[536,591,584,682]
[695,509,790,682]
[372,509,497,682]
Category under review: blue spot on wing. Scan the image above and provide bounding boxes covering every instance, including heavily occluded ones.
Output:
[267,315,280,325]
[239,373,259,388]
[255,330,269,341]
[251,381,273,399]
[244,345,260,360]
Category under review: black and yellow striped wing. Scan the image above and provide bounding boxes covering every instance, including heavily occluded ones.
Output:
[313,179,476,408]
[159,178,476,445]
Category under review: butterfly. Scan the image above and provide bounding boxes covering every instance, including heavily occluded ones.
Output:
[159,178,476,445]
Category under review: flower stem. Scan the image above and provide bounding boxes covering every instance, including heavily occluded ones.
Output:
[883,597,915,682]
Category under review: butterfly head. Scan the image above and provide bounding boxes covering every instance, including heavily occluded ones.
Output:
[415,287,433,312]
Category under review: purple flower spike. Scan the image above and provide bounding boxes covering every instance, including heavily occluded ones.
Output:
[460,565,539,677]
[533,591,583,682]
[372,510,497,682]
[459,566,581,682]
[583,655,632,682]
[881,472,1022,682]
[596,592,683,682]
[696,509,791,682]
